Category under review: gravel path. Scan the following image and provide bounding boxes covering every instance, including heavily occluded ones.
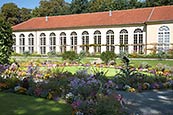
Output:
[117,90,173,115]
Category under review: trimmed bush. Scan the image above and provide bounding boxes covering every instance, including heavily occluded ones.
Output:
[62,51,78,61]
[100,51,117,65]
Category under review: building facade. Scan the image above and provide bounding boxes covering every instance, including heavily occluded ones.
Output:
[12,5,173,55]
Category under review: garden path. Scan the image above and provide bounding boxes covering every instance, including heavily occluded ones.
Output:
[117,90,173,115]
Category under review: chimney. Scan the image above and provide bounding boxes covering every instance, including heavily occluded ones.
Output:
[45,16,48,22]
[109,10,112,16]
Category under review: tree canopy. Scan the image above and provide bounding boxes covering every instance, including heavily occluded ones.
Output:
[0,0,173,25]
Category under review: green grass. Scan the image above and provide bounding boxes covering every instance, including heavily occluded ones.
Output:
[63,66,118,78]
[130,59,173,67]
[13,56,173,67]
[0,92,72,115]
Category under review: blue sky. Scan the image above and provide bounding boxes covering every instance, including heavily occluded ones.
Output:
[0,0,72,9]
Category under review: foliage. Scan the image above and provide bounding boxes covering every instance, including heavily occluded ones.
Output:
[19,8,32,22]
[95,94,122,115]
[0,0,173,26]
[32,0,70,17]
[0,19,14,64]
[70,0,88,14]
[47,51,57,57]
[114,56,140,85]
[0,59,173,114]
[23,51,31,57]
[62,51,78,61]
[1,3,20,25]
[157,50,167,60]
[100,51,117,65]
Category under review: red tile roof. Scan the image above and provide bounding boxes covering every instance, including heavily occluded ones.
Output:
[12,5,173,31]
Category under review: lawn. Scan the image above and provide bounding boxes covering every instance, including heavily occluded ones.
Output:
[0,92,72,115]
[62,66,118,77]
[13,56,173,67]
[130,59,173,67]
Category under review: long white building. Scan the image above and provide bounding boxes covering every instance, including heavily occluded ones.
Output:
[12,5,173,55]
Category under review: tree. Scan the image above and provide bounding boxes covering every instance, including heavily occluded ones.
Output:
[88,0,108,12]
[19,8,32,22]
[70,0,89,14]
[32,0,70,17]
[144,0,173,7]
[1,3,20,25]
[0,19,14,64]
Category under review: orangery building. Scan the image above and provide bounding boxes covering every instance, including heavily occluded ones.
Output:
[12,5,173,55]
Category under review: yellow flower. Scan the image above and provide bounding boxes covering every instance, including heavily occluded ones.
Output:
[47,92,52,99]
[128,88,136,92]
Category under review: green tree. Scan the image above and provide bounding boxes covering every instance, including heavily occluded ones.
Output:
[88,0,114,12]
[1,3,20,25]
[32,0,70,17]
[70,0,89,14]
[127,0,142,9]
[19,8,32,22]
[144,0,173,7]
[0,19,14,64]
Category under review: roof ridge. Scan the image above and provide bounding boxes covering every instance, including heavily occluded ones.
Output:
[147,7,155,21]
[12,18,34,28]
[35,6,156,19]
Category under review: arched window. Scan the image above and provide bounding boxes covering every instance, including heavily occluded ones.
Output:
[28,33,34,53]
[134,29,143,54]
[158,26,170,51]
[60,32,66,53]
[40,33,46,54]
[119,29,128,53]
[82,31,89,52]
[106,30,114,52]
[19,34,25,53]
[94,30,101,53]
[12,34,16,52]
[70,32,77,52]
[49,33,56,52]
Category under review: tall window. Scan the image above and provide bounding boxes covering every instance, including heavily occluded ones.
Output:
[70,32,77,52]
[134,29,143,54]
[119,29,128,53]
[12,34,16,52]
[158,26,170,51]
[49,33,56,52]
[94,30,101,53]
[19,34,25,53]
[28,33,34,53]
[60,32,66,53]
[40,33,46,54]
[106,30,115,52]
[82,31,89,52]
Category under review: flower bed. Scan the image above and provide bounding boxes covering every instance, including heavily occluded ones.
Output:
[0,60,173,114]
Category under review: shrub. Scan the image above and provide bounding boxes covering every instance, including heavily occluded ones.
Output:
[100,51,117,65]
[0,19,14,64]
[47,51,57,57]
[157,50,167,60]
[62,51,78,61]
[23,51,31,57]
